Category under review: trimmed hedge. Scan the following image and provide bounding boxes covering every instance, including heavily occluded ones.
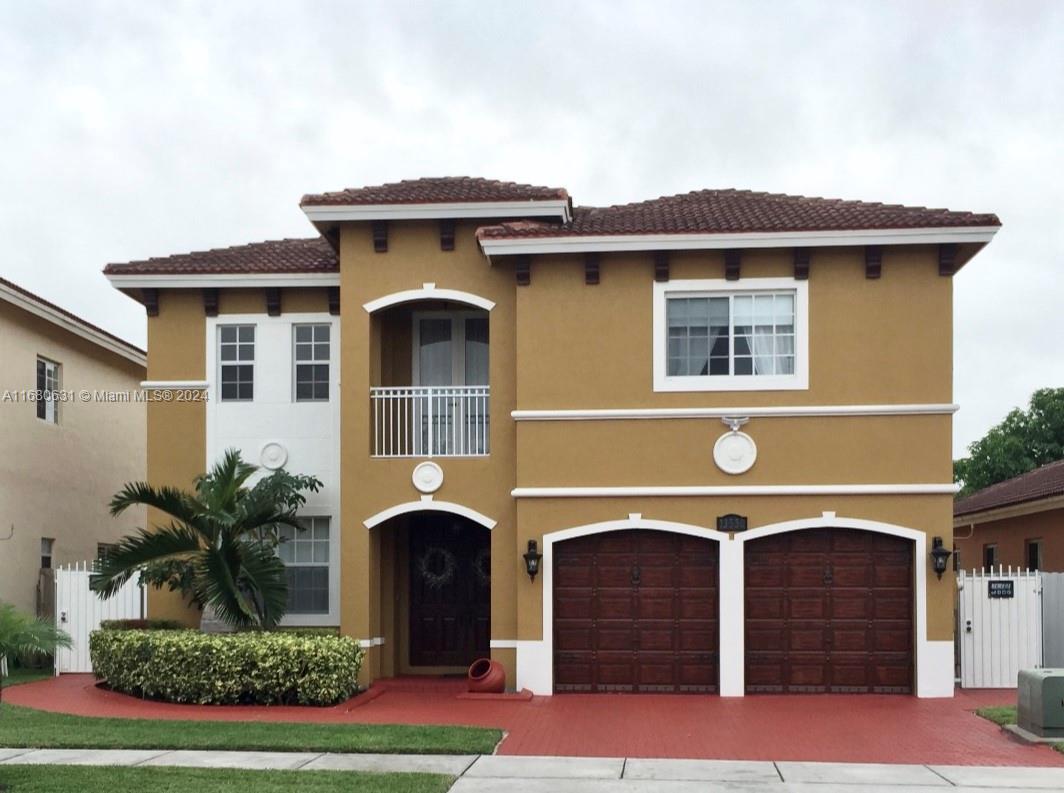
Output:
[99,619,185,631]
[89,630,363,706]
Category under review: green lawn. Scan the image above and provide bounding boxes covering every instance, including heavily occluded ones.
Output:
[1,668,53,687]
[975,706,1064,754]
[0,765,453,793]
[0,703,500,754]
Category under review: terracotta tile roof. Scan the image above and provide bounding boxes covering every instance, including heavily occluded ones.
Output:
[103,238,337,276]
[477,189,1001,239]
[954,459,1064,517]
[301,176,569,207]
[0,276,145,357]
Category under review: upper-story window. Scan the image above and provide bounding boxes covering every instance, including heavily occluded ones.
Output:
[653,278,809,392]
[294,324,330,402]
[36,357,60,423]
[219,325,255,401]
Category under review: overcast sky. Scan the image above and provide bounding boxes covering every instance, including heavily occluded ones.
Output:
[2,0,1061,456]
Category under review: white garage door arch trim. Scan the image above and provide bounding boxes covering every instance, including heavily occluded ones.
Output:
[515,514,728,696]
[736,512,949,698]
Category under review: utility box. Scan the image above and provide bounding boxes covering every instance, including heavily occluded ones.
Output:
[1018,669,1064,738]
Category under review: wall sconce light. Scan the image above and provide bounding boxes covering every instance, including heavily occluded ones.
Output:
[523,540,543,582]
[930,536,952,580]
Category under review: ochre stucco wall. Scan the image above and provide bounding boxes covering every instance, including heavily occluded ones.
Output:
[139,224,959,687]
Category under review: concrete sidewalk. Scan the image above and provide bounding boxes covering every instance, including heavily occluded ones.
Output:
[4,748,1064,791]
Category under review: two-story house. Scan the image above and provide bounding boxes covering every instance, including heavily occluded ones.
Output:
[104,178,999,697]
[0,277,146,617]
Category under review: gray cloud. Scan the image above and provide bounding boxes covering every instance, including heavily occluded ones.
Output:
[2,0,1060,455]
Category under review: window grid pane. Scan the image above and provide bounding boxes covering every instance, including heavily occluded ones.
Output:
[219,325,254,402]
[667,291,797,379]
[294,324,330,402]
[279,517,330,614]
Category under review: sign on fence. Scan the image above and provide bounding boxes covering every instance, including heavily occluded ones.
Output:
[54,562,143,674]
[957,567,1042,689]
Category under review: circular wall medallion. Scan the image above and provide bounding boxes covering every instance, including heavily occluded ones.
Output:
[412,461,444,494]
[260,441,288,470]
[713,431,757,475]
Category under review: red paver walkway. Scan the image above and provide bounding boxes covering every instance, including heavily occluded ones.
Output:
[7,675,1061,766]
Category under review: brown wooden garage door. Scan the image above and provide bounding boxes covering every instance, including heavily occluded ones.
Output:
[745,528,914,694]
[553,530,718,693]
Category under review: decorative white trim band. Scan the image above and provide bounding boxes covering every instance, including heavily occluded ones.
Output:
[363,283,495,313]
[479,225,1000,256]
[140,380,209,390]
[363,499,498,530]
[489,639,519,649]
[512,484,960,498]
[1,281,146,366]
[106,273,340,289]
[358,637,386,649]
[303,199,572,224]
[512,403,960,421]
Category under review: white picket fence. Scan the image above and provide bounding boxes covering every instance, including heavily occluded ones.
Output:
[54,562,143,674]
[957,567,1043,688]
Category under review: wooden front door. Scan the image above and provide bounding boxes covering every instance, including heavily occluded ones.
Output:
[553,530,719,693]
[745,528,914,694]
[408,516,490,667]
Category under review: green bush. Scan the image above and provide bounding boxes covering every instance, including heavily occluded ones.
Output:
[99,619,185,631]
[89,630,363,706]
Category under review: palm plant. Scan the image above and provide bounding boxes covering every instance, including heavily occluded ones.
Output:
[0,602,71,704]
[91,449,322,630]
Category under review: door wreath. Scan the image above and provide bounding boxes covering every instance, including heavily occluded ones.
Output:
[416,546,458,590]
[473,546,491,587]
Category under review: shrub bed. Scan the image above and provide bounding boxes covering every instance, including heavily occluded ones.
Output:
[89,630,363,706]
[99,619,185,631]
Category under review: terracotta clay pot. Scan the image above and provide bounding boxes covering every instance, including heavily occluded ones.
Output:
[467,658,505,693]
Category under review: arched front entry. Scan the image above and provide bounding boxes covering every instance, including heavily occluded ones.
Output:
[365,502,495,676]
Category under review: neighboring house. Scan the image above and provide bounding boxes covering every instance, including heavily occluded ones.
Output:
[953,459,1064,573]
[103,177,1000,697]
[0,277,146,617]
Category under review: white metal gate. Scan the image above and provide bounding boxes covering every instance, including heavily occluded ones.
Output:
[957,568,1042,688]
[1043,572,1064,668]
[54,562,143,674]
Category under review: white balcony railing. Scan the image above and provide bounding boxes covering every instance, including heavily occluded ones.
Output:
[371,386,490,457]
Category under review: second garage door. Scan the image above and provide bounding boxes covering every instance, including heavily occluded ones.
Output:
[553,530,718,693]
[745,528,914,694]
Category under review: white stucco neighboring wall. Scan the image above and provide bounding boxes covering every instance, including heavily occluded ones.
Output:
[204,312,341,626]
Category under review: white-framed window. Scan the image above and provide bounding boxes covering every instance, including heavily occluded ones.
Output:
[278,517,330,615]
[653,278,809,392]
[293,324,330,402]
[36,357,60,423]
[40,537,54,569]
[218,325,255,401]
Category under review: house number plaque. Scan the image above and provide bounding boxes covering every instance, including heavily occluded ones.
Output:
[988,580,1014,599]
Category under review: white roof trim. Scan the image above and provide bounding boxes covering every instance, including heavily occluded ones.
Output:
[0,281,145,366]
[512,403,960,421]
[303,199,572,223]
[362,283,495,313]
[512,483,960,498]
[106,272,340,289]
[479,225,1000,256]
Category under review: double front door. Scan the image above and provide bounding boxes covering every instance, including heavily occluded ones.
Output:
[408,516,490,668]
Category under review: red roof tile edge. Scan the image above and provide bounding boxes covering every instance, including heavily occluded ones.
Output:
[954,459,1064,517]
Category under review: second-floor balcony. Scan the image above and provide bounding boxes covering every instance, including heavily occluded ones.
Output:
[371,385,489,458]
